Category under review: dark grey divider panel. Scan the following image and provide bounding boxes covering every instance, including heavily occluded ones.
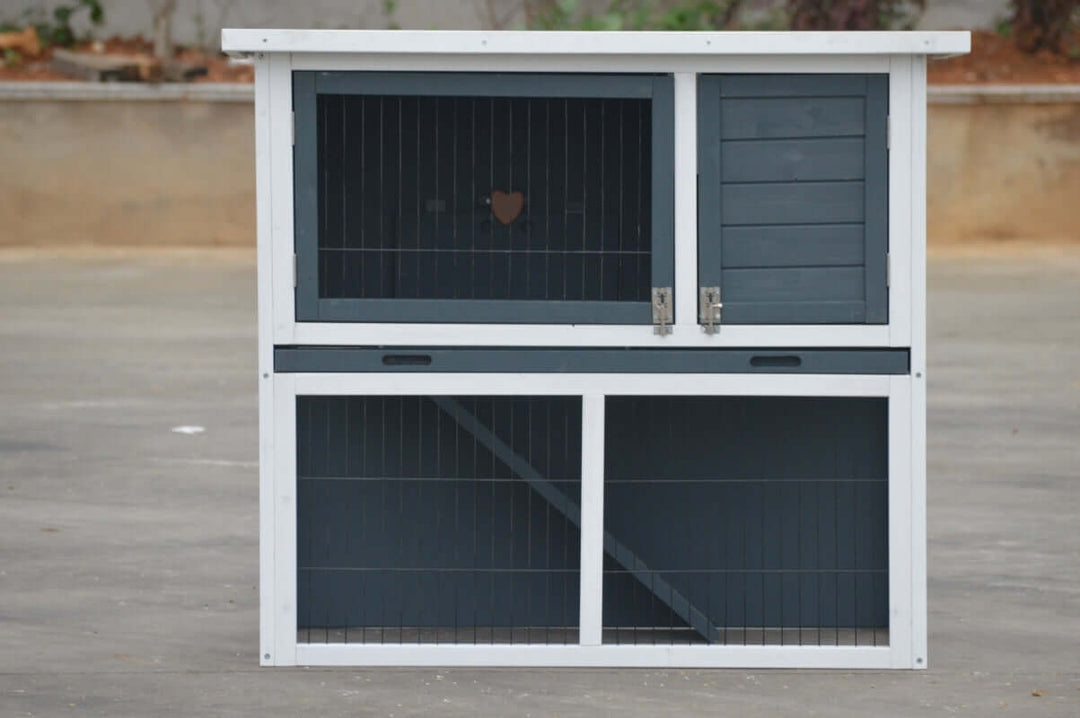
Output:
[297,396,582,644]
[293,71,674,324]
[698,74,889,325]
[275,346,909,374]
[603,397,889,646]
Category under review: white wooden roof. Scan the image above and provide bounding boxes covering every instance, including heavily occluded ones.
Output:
[222,30,970,57]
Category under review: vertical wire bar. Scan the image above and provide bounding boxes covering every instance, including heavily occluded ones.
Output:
[321,101,328,297]
[563,98,569,302]
[544,100,551,302]
[581,99,587,302]
[618,100,625,301]
[470,397,478,644]
[415,98,422,298]
[761,480,766,645]
[451,403,460,644]
[544,399,552,644]
[323,400,331,644]
[599,100,605,301]
[489,398,497,644]
[508,399,516,644]
[526,101,532,300]
[433,98,440,303]
[398,398,405,644]
[341,98,348,296]
[854,480,859,647]
[470,99,477,300]
[390,97,397,298]
[344,399,351,644]
[526,399,534,641]
[507,99,514,302]
[636,100,644,291]
[489,99,496,300]
[797,481,803,646]
[835,477,840,645]
[563,404,570,643]
[379,398,387,644]
[452,98,459,300]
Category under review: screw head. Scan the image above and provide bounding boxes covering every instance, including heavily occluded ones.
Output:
[264,653,271,660]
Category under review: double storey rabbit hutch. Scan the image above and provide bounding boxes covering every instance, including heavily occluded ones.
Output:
[222,28,970,668]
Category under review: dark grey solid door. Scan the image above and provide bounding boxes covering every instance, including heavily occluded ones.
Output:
[293,71,674,324]
[698,74,889,325]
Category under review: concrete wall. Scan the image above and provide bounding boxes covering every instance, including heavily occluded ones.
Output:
[0,89,253,247]
[927,91,1080,243]
[1,84,1077,247]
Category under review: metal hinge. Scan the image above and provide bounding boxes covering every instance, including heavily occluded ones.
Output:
[292,254,297,288]
[651,287,673,336]
[291,111,295,146]
[886,253,891,288]
[699,286,723,335]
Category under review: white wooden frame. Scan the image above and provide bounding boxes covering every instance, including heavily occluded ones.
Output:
[261,372,921,669]
[249,49,930,348]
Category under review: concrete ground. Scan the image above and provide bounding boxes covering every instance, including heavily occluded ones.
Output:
[0,246,1077,717]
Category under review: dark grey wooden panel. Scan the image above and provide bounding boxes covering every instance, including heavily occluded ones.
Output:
[315,71,657,98]
[698,74,889,326]
[722,267,866,302]
[863,75,889,324]
[721,182,865,226]
[720,97,866,140]
[719,74,870,98]
[722,138,865,183]
[722,225,865,268]
[315,298,650,323]
[275,347,910,374]
[721,300,868,324]
[603,396,889,633]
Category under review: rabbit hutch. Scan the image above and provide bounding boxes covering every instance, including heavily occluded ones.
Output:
[222,29,970,668]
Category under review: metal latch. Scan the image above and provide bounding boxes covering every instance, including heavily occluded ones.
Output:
[651,287,673,336]
[699,286,722,335]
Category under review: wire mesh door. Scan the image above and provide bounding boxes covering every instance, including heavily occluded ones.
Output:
[296,395,583,645]
[293,72,674,323]
[602,396,890,647]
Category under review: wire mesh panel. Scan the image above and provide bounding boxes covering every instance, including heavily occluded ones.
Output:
[602,397,889,646]
[296,396,582,645]
[293,72,675,323]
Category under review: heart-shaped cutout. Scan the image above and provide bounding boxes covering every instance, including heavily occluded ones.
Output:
[491,190,525,226]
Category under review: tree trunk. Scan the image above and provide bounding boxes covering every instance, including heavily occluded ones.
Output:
[153,0,178,60]
[1012,0,1080,54]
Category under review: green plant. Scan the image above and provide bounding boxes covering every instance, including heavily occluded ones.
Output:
[3,48,21,68]
[528,0,744,31]
[382,0,401,30]
[37,0,105,47]
[994,15,1013,38]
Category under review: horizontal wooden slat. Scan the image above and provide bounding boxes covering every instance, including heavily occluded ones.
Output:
[721,300,868,325]
[721,182,864,225]
[721,97,865,140]
[721,225,865,268]
[722,266,865,302]
[722,138,865,183]
[719,74,871,98]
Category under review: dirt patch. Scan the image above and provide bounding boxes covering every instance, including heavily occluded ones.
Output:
[929,29,1080,84]
[0,29,1078,86]
[0,35,253,83]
